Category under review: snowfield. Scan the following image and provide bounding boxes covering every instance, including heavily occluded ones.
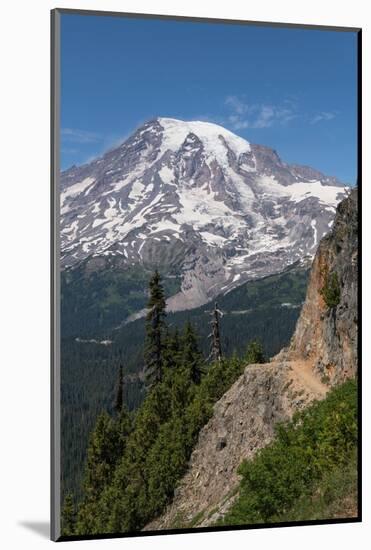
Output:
[60,117,347,310]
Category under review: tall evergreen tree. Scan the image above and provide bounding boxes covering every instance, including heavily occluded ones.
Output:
[83,411,125,502]
[61,492,76,536]
[163,326,182,370]
[114,363,124,414]
[144,270,167,387]
[76,408,132,534]
[182,321,204,384]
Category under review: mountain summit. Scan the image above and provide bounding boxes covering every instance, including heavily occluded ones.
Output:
[60,117,347,312]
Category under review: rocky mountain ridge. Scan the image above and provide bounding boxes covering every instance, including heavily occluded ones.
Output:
[144,188,358,530]
[61,118,347,314]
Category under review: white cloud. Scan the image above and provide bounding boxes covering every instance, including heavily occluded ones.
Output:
[225,95,250,115]
[224,96,297,130]
[224,96,337,130]
[310,111,337,124]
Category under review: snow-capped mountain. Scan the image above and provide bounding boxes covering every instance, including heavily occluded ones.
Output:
[60,117,347,312]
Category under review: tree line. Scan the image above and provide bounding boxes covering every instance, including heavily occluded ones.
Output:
[60,268,307,502]
[61,270,265,536]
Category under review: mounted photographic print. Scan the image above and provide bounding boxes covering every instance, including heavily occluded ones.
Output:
[51,9,361,541]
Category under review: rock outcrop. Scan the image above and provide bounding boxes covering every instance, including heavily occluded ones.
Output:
[144,188,358,530]
[145,360,327,530]
[288,188,358,385]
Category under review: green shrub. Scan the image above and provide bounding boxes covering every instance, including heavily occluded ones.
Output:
[274,448,357,522]
[321,271,341,308]
[245,340,265,364]
[219,378,357,526]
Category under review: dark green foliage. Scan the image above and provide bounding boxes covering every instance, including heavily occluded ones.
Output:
[113,364,123,414]
[219,378,357,526]
[321,271,341,308]
[163,267,309,361]
[61,267,309,503]
[144,270,167,387]
[244,340,265,364]
[182,322,204,384]
[61,493,76,536]
[61,261,181,338]
[273,448,357,522]
[60,341,142,502]
[75,408,132,534]
[82,410,131,502]
[163,327,182,370]
[73,341,262,534]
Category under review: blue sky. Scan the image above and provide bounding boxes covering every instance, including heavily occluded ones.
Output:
[61,14,358,184]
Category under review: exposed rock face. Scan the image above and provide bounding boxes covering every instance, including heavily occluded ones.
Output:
[144,189,358,530]
[60,117,346,315]
[289,188,358,385]
[145,360,327,530]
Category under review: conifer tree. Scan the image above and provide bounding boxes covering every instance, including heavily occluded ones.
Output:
[144,270,167,387]
[163,326,182,370]
[61,492,76,536]
[183,321,204,384]
[114,363,124,414]
[83,411,125,502]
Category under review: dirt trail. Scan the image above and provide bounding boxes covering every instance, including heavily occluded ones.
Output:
[287,359,328,398]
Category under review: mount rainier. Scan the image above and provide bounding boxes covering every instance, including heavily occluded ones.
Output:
[61,117,347,315]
